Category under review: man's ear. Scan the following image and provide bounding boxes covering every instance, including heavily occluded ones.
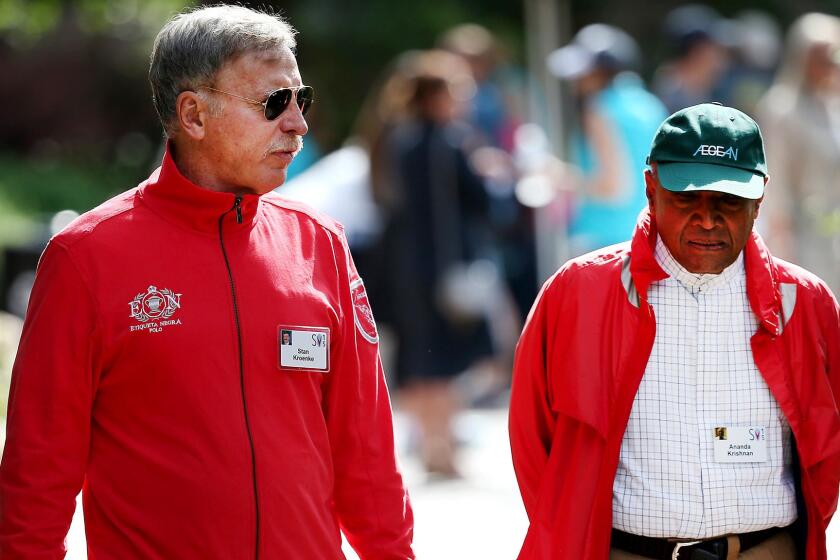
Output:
[644,168,656,210]
[753,175,769,219]
[176,91,209,140]
[753,195,764,219]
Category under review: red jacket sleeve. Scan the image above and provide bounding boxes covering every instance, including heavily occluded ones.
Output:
[0,241,99,559]
[322,230,414,560]
[508,276,559,521]
[815,282,840,529]
[820,286,840,408]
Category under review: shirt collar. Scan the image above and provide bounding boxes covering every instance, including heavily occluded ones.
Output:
[629,210,782,335]
[139,143,262,236]
[654,235,744,293]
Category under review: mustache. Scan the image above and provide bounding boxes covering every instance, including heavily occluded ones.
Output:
[264,137,303,158]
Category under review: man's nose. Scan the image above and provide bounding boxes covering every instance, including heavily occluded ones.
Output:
[694,199,720,229]
[277,101,309,136]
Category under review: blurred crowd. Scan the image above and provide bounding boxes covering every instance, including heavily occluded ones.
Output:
[285,7,840,476]
[3,5,840,477]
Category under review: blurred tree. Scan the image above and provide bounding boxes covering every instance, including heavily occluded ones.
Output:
[2,0,839,219]
[0,0,190,215]
[0,0,523,215]
[0,0,187,43]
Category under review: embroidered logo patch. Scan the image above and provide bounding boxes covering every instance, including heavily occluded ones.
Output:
[693,144,739,160]
[129,285,182,333]
[350,278,378,344]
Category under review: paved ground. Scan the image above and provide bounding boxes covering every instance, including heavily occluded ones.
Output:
[60,410,528,560]
[24,409,840,558]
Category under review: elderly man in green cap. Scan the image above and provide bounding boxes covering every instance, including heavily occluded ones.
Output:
[509,102,840,560]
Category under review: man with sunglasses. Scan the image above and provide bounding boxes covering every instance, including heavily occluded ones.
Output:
[0,5,414,560]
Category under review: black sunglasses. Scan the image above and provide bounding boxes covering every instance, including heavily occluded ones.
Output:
[200,85,315,120]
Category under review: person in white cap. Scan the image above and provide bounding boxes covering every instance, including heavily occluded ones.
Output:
[547,23,667,255]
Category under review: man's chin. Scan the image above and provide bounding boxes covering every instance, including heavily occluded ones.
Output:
[264,172,289,194]
[680,256,734,275]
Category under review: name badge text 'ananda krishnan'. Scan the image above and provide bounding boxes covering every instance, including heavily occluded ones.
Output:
[713,426,768,463]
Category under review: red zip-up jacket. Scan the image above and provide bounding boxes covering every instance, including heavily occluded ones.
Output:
[0,149,415,559]
[509,211,840,560]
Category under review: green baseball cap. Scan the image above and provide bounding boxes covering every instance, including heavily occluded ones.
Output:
[647,102,767,199]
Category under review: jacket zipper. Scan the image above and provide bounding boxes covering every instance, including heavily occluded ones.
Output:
[218,195,260,560]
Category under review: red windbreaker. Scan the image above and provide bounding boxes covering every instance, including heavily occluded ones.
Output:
[509,211,840,560]
[0,149,414,559]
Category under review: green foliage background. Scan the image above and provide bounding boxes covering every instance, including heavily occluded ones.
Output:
[0,0,838,225]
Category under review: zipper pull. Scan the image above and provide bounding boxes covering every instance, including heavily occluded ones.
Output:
[234,195,243,224]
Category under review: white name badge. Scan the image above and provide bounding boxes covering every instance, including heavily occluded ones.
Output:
[278,326,330,372]
[713,426,768,463]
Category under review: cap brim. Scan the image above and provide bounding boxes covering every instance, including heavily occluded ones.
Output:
[657,162,765,199]
[546,45,595,80]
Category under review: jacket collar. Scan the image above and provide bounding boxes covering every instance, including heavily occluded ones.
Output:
[628,210,668,301]
[139,143,262,236]
[630,209,781,334]
[744,231,783,335]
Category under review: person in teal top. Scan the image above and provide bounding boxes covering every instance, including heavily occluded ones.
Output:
[548,24,668,254]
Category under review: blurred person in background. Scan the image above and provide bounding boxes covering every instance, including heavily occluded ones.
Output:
[439,24,539,328]
[547,23,667,255]
[438,23,522,152]
[0,5,414,559]
[0,311,22,434]
[757,12,840,296]
[368,50,498,477]
[653,4,732,113]
[716,11,783,114]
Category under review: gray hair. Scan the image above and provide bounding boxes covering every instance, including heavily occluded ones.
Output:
[149,5,297,137]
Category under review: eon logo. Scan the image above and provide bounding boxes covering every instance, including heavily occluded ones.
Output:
[693,144,739,160]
